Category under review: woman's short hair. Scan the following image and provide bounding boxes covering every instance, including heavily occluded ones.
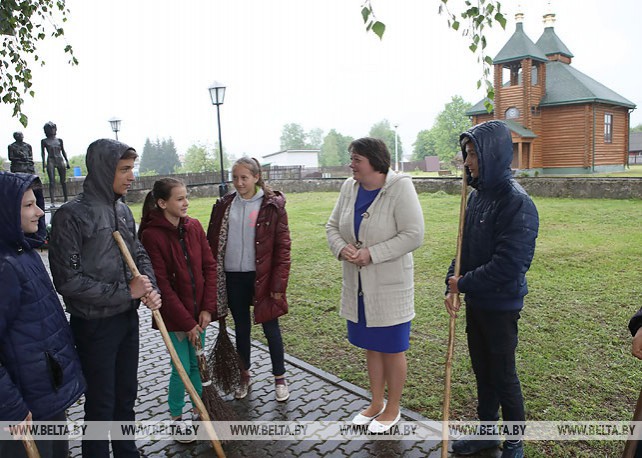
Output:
[348,137,390,174]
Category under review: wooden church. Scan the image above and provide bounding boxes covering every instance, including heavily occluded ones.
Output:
[468,9,636,174]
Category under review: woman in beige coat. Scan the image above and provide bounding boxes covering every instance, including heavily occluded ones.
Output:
[326,137,424,433]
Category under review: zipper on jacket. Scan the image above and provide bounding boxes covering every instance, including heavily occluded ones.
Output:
[114,201,131,302]
[179,225,199,319]
[239,200,246,271]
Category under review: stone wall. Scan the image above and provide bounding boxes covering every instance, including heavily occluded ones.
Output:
[112,177,642,204]
[268,177,642,200]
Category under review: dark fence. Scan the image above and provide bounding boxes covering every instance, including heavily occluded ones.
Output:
[44,171,221,201]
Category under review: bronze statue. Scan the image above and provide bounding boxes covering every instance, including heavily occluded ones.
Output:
[8,132,36,174]
[41,121,70,205]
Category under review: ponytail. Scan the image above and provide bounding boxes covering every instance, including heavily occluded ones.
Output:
[138,177,185,238]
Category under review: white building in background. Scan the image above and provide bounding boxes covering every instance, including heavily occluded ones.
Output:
[262,149,319,168]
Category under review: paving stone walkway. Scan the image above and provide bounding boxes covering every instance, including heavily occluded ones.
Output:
[38,249,476,458]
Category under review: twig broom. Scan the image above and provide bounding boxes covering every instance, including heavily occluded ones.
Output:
[193,338,236,422]
[207,317,243,394]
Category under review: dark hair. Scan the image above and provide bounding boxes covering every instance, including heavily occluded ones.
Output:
[348,137,390,174]
[232,157,273,195]
[120,148,138,160]
[139,178,186,237]
[27,177,43,192]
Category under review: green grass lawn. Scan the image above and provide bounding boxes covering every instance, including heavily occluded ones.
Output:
[131,192,642,457]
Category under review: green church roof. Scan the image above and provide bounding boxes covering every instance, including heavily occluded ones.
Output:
[493,23,548,65]
[502,119,537,138]
[535,26,573,58]
[540,61,635,108]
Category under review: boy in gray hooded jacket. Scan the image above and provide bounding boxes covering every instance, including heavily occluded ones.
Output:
[49,139,161,458]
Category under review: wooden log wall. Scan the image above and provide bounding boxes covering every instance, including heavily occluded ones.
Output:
[540,105,591,167]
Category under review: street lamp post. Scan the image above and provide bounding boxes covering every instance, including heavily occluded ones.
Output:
[208,81,228,197]
[108,117,121,140]
[394,124,399,172]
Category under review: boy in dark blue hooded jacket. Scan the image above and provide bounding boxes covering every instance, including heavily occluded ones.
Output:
[445,121,539,458]
[0,172,85,457]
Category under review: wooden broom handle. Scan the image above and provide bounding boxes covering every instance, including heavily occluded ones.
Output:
[622,385,642,457]
[112,231,225,458]
[21,431,40,458]
[441,176,468,458]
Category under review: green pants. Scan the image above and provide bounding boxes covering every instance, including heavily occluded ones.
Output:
[168,331,205,418]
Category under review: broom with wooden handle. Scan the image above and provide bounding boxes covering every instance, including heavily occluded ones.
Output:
[20,422,40,458]
[193,338,236,422]
[622,386,642,457]
[441,175,468,458]
[208,317,243,394]
[112,231,225,458]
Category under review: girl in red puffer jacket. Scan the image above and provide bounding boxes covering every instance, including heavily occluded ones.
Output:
[207,157,292,402]
[139,178,217,441]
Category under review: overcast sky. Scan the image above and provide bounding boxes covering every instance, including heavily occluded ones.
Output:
[1,0,640,163]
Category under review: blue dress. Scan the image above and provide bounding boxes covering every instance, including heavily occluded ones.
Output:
[346,185,411,353]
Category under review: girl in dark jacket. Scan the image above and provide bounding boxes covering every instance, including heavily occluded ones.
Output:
[139,178,217,438]
[0,172,85,457]
[207,157,291,401]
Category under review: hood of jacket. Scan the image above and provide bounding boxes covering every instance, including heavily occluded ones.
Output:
[0,172,46,251]
[83,139,136,204]
[460,120,513,191]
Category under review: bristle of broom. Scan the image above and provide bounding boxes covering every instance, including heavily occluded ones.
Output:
[201,384,236,422]
[208,317,243,394]
[194,339,236,425]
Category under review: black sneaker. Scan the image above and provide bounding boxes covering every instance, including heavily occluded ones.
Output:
[501,440,524,458]
[451,436,501,455]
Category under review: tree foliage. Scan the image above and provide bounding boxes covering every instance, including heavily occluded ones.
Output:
[68,154,87,176]
[180,144,216,174]
[413,95,472,162]
[361,0,505,110]
[360,1,385,39]
[412,129,437,161]
[139,137,181,175]
[1,1,78,127]
[279,123,307,150]
[178,142,231,174]
[306,128,324,150]
[279,123,324,151]
[631,124,642,133]
[320,129,353,167]
[368,119,403,164]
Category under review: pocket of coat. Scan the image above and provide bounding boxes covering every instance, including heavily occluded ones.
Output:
[45,351,64,391]
[376,258,405,285]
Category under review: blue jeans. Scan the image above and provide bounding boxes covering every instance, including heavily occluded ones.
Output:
[70,308,140,458]
[465,307,524,424]
[226,272,285,376]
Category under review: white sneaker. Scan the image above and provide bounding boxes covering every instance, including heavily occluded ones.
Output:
[171,418,196,443]
[275,379,289,402]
